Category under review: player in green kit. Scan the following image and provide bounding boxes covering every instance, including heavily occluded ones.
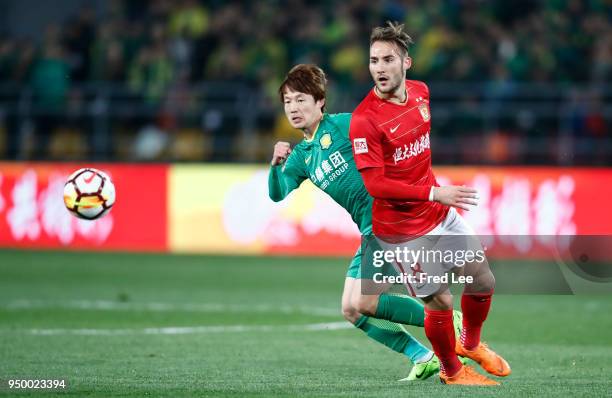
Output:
[268,64,465,381]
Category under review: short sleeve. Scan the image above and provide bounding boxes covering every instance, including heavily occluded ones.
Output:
[421,81,430,101]
[348,114,384,170]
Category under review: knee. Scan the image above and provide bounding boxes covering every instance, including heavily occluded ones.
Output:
[464,256,496,294]
[351,294,377,316]
[470,269,495,293]
[341,301,361,324]
[483,272,495,291]
[426,293,454,310]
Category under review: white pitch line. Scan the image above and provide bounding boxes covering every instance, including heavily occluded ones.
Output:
[22,322,352,336]
[2,299,339,317]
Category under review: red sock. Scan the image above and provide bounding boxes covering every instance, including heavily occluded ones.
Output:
[424,308,462,377]
[460,291,493,350]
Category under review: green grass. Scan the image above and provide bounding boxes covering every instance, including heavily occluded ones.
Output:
[0,250,611,397]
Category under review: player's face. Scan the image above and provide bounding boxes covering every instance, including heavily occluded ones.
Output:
[369,41,411,95]
[283,89,324,131]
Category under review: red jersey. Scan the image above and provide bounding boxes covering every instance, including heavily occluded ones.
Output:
[349,80,449,238]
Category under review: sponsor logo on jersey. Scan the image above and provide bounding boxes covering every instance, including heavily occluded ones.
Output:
[393,132,430,164]
[310,150,348,190]
[353,138,368,154]
[418,103,430,122]
[390,123,401,133]
[305,155,312,165]
[319,133,332,150]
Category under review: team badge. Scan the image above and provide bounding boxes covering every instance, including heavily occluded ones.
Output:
[418,103,430,122]
[319,133,332,150]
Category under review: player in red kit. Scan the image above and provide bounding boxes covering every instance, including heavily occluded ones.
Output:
[349,22,511,385]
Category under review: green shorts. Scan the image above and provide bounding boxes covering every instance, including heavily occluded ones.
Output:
[346,227,393,280]
[346,246,362,279]
[346,225,372,279]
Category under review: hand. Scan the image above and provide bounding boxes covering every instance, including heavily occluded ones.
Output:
[432,186,479,211]
[270,141,292,166]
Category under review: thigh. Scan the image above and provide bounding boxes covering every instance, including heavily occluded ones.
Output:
[431,208,486,270]
[342,276,357,308]
[375,235,443,298]
[355,240,399,296]
[435,207,476,236]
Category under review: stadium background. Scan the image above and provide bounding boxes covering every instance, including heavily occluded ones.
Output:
[0,1,611,396]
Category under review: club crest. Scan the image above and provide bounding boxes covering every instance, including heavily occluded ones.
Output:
[319,133,332,150]
[418,103,430,122]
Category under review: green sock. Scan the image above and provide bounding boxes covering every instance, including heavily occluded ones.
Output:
[374,294,425,326]
[354,315,431,363]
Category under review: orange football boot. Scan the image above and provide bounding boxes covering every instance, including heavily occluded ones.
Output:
[456,341,511,377]
[439,365,499,385]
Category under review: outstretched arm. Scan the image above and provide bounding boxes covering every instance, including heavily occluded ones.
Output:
[360,166,431,201]
[360,167,479,211]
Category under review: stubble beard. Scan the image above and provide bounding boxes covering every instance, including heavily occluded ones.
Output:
[376,76,402,96]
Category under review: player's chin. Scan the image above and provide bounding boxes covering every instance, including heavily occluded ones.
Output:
[376,84,393,93]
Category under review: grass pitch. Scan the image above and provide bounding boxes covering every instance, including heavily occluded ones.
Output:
[0,250,611,397]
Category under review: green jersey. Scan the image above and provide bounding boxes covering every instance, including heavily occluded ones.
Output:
[268,113,372,233]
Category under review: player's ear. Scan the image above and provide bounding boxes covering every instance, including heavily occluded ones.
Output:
[404,56,412,70]
[317,98,325,112]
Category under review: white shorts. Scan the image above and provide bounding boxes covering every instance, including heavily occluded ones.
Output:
[376,208,485,297]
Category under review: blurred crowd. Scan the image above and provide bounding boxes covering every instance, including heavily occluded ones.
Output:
[0,0,609,163]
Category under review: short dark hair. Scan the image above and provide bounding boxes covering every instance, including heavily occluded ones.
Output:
[278,64,327,110]
[370,21,413,56]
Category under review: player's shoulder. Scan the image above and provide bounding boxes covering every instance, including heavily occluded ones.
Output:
[352,91,379,121]
[325,113,352,138]
[406,79,430,96]
[284,144,306,172]
[348,110,377,140]
[348,110,373,130]
[327,112,352,125]
[292,141,308,155]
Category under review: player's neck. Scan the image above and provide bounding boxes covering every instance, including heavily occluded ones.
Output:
[302,114,323,141]
[375,84,408,105]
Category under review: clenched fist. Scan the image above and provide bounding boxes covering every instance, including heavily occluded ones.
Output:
[270,141,292,166]
[432,186,479,211]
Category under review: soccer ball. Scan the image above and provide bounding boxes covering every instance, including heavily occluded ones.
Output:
[63,168,116,220]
